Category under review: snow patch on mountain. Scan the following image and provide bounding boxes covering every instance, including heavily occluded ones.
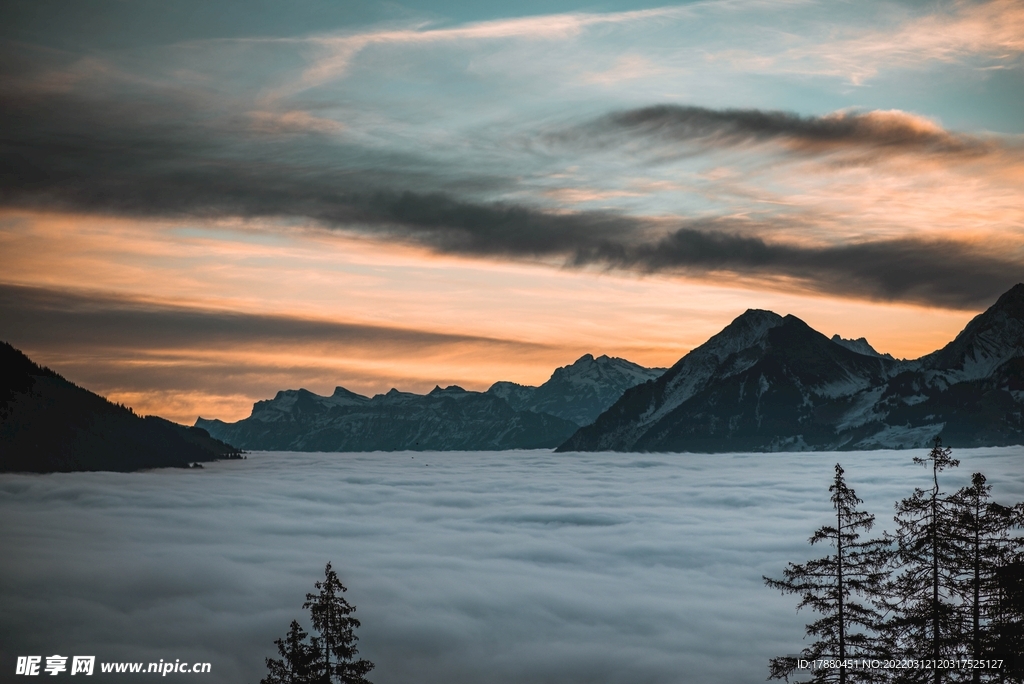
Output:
[853,423,945,450]
[648,309,784,424]
[486,353,663,426]
[830,335,894,360]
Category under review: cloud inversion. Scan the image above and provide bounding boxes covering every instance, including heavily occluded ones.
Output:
[2,449,1022,684]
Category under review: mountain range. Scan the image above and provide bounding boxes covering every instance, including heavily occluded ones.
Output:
[1,341,241,472]
[196,354,663,451]
[7,284,1020,463]
[201,283,1024,453]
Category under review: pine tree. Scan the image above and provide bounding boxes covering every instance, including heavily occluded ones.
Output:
[261,563,374,684]
[303,562,374,684]
[261,620,320,684]
[765,464,890,683]
[949,474,1021,683]
[886,438,961,684]
[987,504,1024,684]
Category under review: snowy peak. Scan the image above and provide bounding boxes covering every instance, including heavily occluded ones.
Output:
[485,354,664,426]
[252,387,369,421]
[923,283,1024,381]
[653,309,786,412]
[485,380,535,407]
[560,309,911,452]
[701,309,784,360]
[548,353,662,388]
[426,385,470,397]
[560,284,1024,453]
[831,335,893,360]
[331,386,372,403]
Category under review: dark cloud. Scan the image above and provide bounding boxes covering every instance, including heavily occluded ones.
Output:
[1,63,1018,310]
[0,283,562,420]
[571,224,1022,311]
[559,105,991,157]
[0,283,552,355]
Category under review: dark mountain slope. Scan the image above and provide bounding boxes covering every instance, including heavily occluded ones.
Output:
[1,341,241,472]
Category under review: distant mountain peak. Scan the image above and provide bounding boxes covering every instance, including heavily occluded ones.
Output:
[331,386,369,401]
[428,385,467,395]
[831,334,893,359]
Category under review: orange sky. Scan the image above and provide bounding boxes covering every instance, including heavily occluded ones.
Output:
[0,210,982,424]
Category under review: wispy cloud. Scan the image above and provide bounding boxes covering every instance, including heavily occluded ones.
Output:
[264,5,694,96]
[714,0,1024,84]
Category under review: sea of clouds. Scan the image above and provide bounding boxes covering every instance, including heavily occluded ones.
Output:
[2,448,1023,683]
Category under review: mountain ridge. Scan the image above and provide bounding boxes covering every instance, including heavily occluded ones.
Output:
[196,353,663,452]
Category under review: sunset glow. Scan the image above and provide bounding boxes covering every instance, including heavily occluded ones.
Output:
[2,0,1022,424]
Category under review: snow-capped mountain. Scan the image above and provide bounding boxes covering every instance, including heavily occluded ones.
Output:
[196,385,580,452]
[487,353,664,426]
[830,335,894,360]
[198,285,1024,454]
[559,284,1024,452]
[195,355,663,452]
[921,284,1024,382]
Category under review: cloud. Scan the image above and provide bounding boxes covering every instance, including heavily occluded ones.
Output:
[574,225,1021,310]
[706,0,1024,84]
[1,50,1021,311]
[246,110,346,135]
[265,5,694,95]
[564,105,991,158]
[1,449,1022,683]
[828,0,1024,81]
[0,283,550,354]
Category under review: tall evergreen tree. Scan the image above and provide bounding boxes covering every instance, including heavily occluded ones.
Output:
[987,504,1024,684]
[261,563,374,684]
[303,562,374,684]
[886,438,961,684]
[949,474,1020,683]
[766,464,889,683]
[262,620,321,684]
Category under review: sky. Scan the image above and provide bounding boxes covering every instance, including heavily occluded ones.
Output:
[2,0,1023,424]
[3,447,1023,683]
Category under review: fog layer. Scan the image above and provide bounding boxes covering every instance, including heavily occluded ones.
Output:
[2,449,1023,683]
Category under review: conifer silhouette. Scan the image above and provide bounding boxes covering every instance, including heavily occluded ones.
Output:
[765,464,889,683]
[303,562,374,684]
[261,563,374,684]
[886,438,961,684]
